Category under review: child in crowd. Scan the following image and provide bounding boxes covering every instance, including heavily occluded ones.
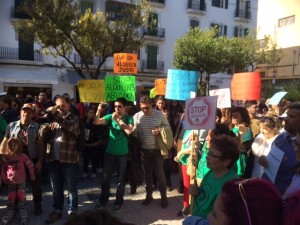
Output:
[1,137,36,225]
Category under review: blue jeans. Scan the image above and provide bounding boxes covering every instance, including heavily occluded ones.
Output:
[48,161,78,214]
[99,153,128,206]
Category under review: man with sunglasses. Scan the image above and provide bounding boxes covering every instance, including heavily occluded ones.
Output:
[133,96,171,208]
[94,98,133,211]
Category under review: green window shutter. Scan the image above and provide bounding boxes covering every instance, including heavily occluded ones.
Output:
[147,45,158,70]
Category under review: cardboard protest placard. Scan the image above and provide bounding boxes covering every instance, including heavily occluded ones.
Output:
[155,79,167,96]
[114,53,138,74]
[231,72,261,100]
[209,88,231,108]
[268,91,288,105]
[78,80,105,103]
[184,96,218,130]
[105,76,136,101]
[165,69,198,101]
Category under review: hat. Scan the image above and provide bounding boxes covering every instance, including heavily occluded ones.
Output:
[21,103,35,112]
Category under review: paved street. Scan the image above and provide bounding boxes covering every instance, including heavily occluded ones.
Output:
[0,168,184,225]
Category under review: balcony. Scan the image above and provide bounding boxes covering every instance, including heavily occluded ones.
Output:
[0,47,42,65]
[142,27,165,41]
[74,54,103,67]
[186,0,207,15]
[148,0,166,8]
[234,9,252,22]
[10,6,30,20]
[141,60,164,72]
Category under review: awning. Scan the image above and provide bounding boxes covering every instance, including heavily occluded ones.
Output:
[0,65,59,84]
[66,70,106,85]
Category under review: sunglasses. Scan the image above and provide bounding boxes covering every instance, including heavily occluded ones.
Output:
[141,106,150,110]
[207,150,224,159]
[114,105,122,108]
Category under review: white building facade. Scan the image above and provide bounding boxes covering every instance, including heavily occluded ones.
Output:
[0,0,258,99]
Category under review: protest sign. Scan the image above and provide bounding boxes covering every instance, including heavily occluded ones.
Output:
[268,91,288,105]
[155,79,167,96]
[165,69,198,101]
[231,72,261,100]
[78,80,105,103]
[105,76,136,101]
[114,53,138,74]
[184,96,218,130]
[209,88,231,108]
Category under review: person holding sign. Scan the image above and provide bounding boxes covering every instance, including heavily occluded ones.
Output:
[183,136,239,223]
[261,102,300,195]
[93,98,133,211]
[133,96,171,208]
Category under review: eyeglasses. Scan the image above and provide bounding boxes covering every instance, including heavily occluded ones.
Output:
[114,105,122,108]
[207,150,224,159]
[141,106,150,110]
[238,182,253,225]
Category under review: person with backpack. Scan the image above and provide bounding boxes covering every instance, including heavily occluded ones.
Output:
[93,98,133,211]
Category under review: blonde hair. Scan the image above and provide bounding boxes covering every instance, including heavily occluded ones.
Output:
[7,137,23,155]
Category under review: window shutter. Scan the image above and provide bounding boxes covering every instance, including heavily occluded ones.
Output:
[234,26,238,37]
[223,25,227,36]
[225,0,228,9]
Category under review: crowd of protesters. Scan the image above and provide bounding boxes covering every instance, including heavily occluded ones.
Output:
[1,90,300,225]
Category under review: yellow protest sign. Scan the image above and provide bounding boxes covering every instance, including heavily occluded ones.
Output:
[114,53,138,74]
[78,80,106,103]
[155,79,167,96]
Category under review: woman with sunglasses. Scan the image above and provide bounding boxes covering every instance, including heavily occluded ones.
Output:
[93,98,133,211]
[183,136,240,223]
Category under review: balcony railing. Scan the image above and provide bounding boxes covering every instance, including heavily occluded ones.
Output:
[187,0,206,11]
[73,54,101,65]
[142,27,165,38]
[141,60,164,71]
[0,47,42,61]
[149,0,165,4]
[235,9,252,20]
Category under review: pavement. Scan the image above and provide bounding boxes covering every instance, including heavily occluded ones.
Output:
[0,167,185,225]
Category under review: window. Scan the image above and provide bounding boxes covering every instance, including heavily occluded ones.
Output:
[105,1,135,21]
[146,45,158,70]
[278,15,295,27]
[190,19,200,29]
[212,0,228,9]
[211,23,227,36]
[234,27,249,37]
[81,1,94,14]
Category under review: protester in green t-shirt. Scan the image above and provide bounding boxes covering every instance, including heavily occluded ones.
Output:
[93,98,133,211]
[188,136,240,219]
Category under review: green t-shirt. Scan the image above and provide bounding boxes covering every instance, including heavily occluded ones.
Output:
[193,169,238,218]
[104,114,134,155]
[196,141,210,179]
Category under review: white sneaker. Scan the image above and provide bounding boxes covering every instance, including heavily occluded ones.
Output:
[90,173,97,179]
[81,173,88,179]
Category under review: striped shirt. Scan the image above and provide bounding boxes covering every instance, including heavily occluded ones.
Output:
[133,109,170,149]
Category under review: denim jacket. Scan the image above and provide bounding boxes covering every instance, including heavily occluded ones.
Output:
[6,120,40,159]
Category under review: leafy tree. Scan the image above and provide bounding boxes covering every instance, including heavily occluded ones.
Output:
[173,27,229,95]
[173,27,283,96]
[13,0,150,79]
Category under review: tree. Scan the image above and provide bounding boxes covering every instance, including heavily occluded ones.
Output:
[173,27,229,96]
[13,0,150,79]
[173,28,284,96]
